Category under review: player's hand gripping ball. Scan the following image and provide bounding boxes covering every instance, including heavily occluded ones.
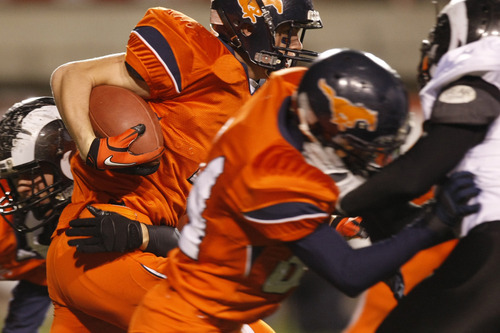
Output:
[86,85,164,174]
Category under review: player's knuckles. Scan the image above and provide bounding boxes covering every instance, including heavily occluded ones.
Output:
[67,239,79,246]
[66,228,89,237]
[65,229,80,237]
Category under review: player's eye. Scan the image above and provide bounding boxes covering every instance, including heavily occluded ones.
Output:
[281,37,290,45]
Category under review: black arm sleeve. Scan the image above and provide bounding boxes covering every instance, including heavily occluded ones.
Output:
[340,122,488,217]
[288,223,435,297]
[144,225,180,257]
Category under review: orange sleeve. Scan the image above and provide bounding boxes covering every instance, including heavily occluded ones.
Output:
[0,216,46,285]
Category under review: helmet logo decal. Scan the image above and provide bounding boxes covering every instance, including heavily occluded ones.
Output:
[318,79,378,132]
[238,0,283,23]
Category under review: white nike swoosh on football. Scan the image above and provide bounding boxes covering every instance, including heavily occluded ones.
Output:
[104,156,136,167]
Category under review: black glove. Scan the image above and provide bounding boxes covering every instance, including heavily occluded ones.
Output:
[144,224,180,257]
[66,205,143,253]
[427,171,481,235]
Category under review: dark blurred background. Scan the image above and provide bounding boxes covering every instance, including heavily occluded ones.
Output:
[0,0,437,113]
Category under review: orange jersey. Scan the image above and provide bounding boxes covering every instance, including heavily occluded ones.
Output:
[0,179,46,285]
[0,221,46,285]
[57,7,252,231]
[166,68,339,323]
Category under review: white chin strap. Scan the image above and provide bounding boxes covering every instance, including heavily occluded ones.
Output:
[302,142,365,197]
[302,141,343,175]
[296,92,366,205]
[296,91,319,142]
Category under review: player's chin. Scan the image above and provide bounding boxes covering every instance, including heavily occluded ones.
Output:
[284,57,295,68]
[280,52,295,69]
[113,158,161,176]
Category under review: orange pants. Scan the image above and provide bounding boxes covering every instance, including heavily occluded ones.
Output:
[344,239,458,333]
[47,204,273,333]
[46,204,170,332]
[129,278,274,333]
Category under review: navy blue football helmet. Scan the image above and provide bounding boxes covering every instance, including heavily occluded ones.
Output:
[418,0,500,87]
[0,97,75,233]
[210,0,322,70]
[297,49,410,177]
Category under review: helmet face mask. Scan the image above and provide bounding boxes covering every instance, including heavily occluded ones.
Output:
[297,49,410,178]
[331,131,406,177]
[418,0,500,88]
[418,14,451,87]
[0,97,75,233]
[210,0,322,70]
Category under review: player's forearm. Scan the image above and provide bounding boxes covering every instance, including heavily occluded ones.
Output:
[289,223,435,298]
[51,61,97,158]
[50,53,142,159]
[340,123,487,216]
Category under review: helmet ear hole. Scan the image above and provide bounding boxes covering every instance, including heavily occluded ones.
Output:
[240,23,254,37]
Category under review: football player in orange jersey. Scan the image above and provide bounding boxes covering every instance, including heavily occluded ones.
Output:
[127,49,480,332]
[0,97,75,332]
[47,0,322,331]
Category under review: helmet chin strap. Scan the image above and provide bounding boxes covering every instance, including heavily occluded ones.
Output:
[253,0,288,69]
[301,141,366,207]
[296,92,320,143]
[254,0,276,37]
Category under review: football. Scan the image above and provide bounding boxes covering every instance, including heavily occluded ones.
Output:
[89,85,163,155]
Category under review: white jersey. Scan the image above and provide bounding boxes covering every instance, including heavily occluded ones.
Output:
[420,36,500,236]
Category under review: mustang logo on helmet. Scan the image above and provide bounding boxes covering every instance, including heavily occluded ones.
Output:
[318,78,379,132]
[238,0,283,23]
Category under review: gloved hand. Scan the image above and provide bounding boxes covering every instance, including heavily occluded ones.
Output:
[86,124,164,171]
[330,215,368,239]
[427,171,481,234]
[66,205,144,253]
